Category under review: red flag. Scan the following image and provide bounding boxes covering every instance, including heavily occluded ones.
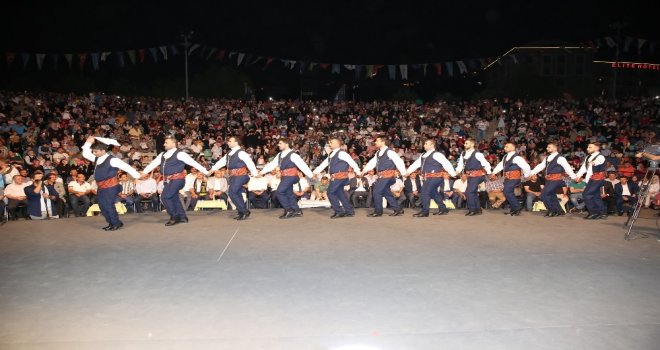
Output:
[78,53,88,69]
[6,52,16,65]
[319,63,331,70]
[263,57,274,70]
[138,49,146,63]
[215,50,226,60]
[434,63,442,75]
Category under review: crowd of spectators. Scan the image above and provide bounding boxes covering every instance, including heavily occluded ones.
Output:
[1,91,658,221]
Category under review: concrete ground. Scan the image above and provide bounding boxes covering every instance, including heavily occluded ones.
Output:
[1,208,659,350]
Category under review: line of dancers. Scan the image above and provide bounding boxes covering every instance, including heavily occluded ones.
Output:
[82,135,609,230]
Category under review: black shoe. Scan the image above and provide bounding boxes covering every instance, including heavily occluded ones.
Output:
[555,211,565,216]
[108,222,123,231]
[102,224,113,230]
[236,213,249,221]
[617,212,623,216]
[344,212,355,217]
[367,211,383,217]
[245,210,251,217]
[389,209,404,216]
[330,213,340,218]
[413,212,429,217]
[544,212,552,217]
[466,211,477,216]
[165,219,178,226]
[475,210,483,215]
[292,210,303,217]
[176,217,189,223]
[433,209,449,215]
[598,214,608,219]
[510,209,522,216]
[279,210,291,219]
[584,214,598,220]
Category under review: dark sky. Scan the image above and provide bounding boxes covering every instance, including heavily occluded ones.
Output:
[2,0,657,63]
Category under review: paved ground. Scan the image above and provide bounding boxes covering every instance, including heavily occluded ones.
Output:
[1,208,659,350]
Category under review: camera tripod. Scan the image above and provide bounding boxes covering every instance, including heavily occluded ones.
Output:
[624,165,658,241]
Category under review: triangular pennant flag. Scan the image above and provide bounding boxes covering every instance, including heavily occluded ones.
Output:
[100,52,111,62]
[36,54,46,70]
[205,48,217,60]
[399,64,408,80]
[434,63,442,76]
[604,37,617,48]
[237,52,245,66]
[479,58,486,68]
[308,62,317,71]
[422,63,428,76]
[637,38,647,54]
[320,63,331,70]
[623,37,633,52]
[148,47,158,62]
[78,53,88,70]
[332,64,341,74]
[188,44,201,55]
[228,51,237,60]
[366,65,374,77]
[51,54,59,70]
[456,61,468,74]
[6,52,16,65]
[373,65,384,75]
[21,53,31,70]
[64,54,73,69]
[116,51,125,68]
[215,50,226,60]
[289,60,297,69]
[127,50,136,65]
[138,49,146,63]
[344,64,356,70]
[169,45,179,56]
[388,65,396,80]
[444,62,454,77]
[244,54,254,65]
[299,61,308,74]
[90,52,100,70]
[159,46,168,60]
[510,55,518,64]
[355,65,363,80]
[263,57,274,70]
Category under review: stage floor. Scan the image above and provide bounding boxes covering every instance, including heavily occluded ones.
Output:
[1,208,659,350]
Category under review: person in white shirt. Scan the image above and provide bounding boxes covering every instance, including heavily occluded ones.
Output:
[5,175,29,220]
[140,135,209,226]
[406,139,457,217]
[389,173,406,207]
[209,136,259,220]
[361,136,408,217]
[82,137,141,230]
[575,142,608,219]
[293,171,311,201]
[266,170,282,208]
[530,142,577,217]
[455,138,492,216]
[247,175,269,209]
[312,137,361,218]
[68,173,92,217]
[260,138,314,219]
[135,174,159,212]
[490,142,531,216]
[207,169,229,202]
[452,174,469,208]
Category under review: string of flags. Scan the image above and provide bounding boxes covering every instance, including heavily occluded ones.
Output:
[2,35,656,79]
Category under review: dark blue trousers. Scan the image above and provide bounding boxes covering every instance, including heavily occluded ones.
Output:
[162,178,186,220]
[328,178,353,214]
[373,177,399,213]
[540,180,564,213]
[583,179,606,215]
[504,179,522,211]
[466,176,484,211]
[98,185,122,226]
[277,176,301,211]
[228,175,249,214]
[421,177,446,214]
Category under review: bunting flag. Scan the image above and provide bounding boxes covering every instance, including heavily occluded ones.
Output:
[188,43,200,56]
[116,51,125,68]
[263,57,274,70]
[355,65,363,79]
[344,64,356,70]
[479,58,486,68]
[422,63,428,76]
[299,61,308,74]
[64,54,73,69]
[138,49,146,63]
[215,50,226,60]
[244,54,254,65]
[365,65,374,77]
[169,45,179,56]
[388,65,396,80]
[444,62,454,77]
[100,52,111,62]
[237,52,245,66]
[637,38,647,54]
[434,63,442,76]
[332,64,340,74]
[36,54,46,70]
[510,54,519,64]
[127,50,136,65]
[624,36,633,52]
[148,47,158,62]
[78,53,87,70]
[456,61,467,74]
[373,64,384,76]
[320,63,331,70]
[51,54,59,70]
[91,53,100,70]
[6,52,16,65]
[308,62,317,71]
[604,37,616,48]
[204,48,216,60]
[21,53,30,70]
[159,46,168,60]
[228,51,236,60]
[399,64,408,80]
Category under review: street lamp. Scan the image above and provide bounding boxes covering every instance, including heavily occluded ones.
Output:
[610,22,628,99]
[180,30,194,100]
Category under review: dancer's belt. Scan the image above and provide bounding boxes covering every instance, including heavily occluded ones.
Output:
[377,170,396,178]
[229,167,248,177]
[280,168,298,177]
[331,171,349,180]
[504,170,522,180]
[97,177,118,189]
[164,170,186,182]
[465,169,485,177]
[424,171,447,178]
[590,171,606,181]
[545,173,564,181]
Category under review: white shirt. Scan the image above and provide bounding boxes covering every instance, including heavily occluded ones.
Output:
[5,182,28,198]
[313,149,361,174]
[142,148,209,175]
[390,178,404,192]
[81,142,141,179]
[293,177,310,192]
[68,181,92,194]
[135,178,157,195]
[492,151,531,178]
[455,149,492,174]
[406,150,457,177]
[207,177,228,192]
[362,147,407,175]
[261,149,314,178]
[575,152,606,182]
[530,152,577,179]
[620,183,631,196]
[248,177,269,192]
[453,179,468,192]
[209,146,259,176]
[268,175,281,190]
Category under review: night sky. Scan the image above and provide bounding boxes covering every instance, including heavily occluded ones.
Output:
[2,0,657,63]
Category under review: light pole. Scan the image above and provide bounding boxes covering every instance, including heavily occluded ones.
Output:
[610,22,628,100]
[181,31,194,100]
